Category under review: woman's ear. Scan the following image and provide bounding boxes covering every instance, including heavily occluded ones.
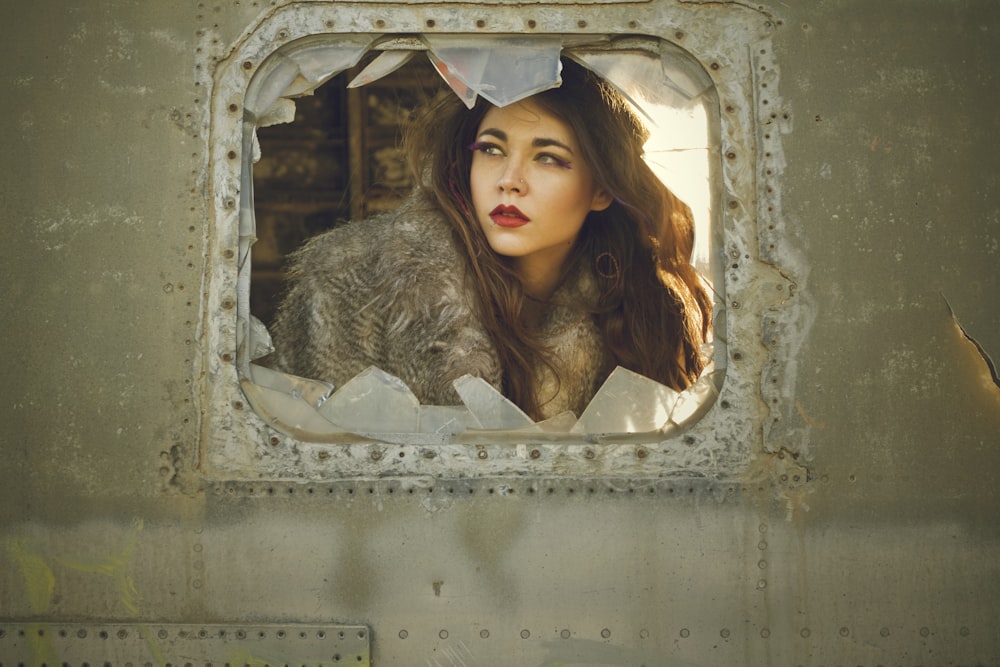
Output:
[590,188,614,212]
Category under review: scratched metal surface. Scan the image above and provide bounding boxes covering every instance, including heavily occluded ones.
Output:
[1,1,998,666]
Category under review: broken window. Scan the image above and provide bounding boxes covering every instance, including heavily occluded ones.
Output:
[235,34,726,443]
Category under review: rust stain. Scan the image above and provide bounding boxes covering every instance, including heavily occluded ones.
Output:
[795,400,826,429]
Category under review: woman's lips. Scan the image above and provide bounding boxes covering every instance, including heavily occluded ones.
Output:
[489,204,530,228]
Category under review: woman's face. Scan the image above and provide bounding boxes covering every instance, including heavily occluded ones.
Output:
[469,98,612,295]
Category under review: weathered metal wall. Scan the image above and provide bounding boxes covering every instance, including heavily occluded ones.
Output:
[1,1,998,665]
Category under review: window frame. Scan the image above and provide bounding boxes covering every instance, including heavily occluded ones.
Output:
[199,3,792,482]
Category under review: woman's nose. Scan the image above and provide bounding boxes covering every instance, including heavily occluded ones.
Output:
[498,163,526,193]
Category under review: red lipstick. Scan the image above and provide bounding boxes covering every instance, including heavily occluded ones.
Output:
[489,204,530,228]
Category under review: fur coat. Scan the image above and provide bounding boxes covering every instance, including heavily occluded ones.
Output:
[268,191,608,420]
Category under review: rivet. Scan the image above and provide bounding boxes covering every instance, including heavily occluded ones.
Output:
[439,629,449,639]
[242,60,253,71]
[477,449,488,460]
[730,301,740,309]
[760,628,770,638]
[425,19,435,27]
[480,629,490,639]
[679,628,690,638]
[960,626,970,637]
[800,627,811,638]
[758,540,767,550]
[157,629,167,640]
[520,629,530,639]
[628,20,638,29]
[839,626,850,637]
[476,19,486,28]
[222,298,235,310]
[371,449,382,461]
[720,400,731,409]
[578,20,588,28]
[674,31,685,40]
[527,19,537,29]
[117,629,128,639]
[375,19,386,28]
[639,629,649,639]
[758,559,767,569]
[728,200,739,210]
[710,62,720,70]
[269,436,280,447]
[636,448,648,459]
[233,401,244,411]
[600,628,611,639]
[224,197,236,209]
[726,151,737,160]
[227,150,237,160]
[221,352,233,363]
[732,351,743,361]
[756,579,767,589]
[919,626,930,637]
[584,448,595,459]
[560,629,570,639]
[228,103,239,113]
[530,449,541,459]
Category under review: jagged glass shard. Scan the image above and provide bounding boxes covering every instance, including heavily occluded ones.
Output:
[567,44,713,123]
[572,367,680,434]
[247,314,275,361]
[240,380,341,436]
[248,363,333,408]
[667,369,725,428]
[423,36,563,108]
[419,405,481,434]
[244,35,373,118]
[348,50,416,88]
[453,375,535,430]
[425,50,478,109]
[535,410,578,433]
[318,366,420,433]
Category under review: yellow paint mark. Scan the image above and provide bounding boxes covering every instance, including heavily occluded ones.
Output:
[138,623,168,667]
[5,539,59,665]
[5,538,55,612]
[55,516,144,615]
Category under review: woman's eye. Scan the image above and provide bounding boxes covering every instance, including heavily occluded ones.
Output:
[469,141,503,157]
[537,153,572,169]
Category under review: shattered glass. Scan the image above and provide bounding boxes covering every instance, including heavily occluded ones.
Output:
[572,367,680,435]
[245,363,721,442]
[422,36,564,108]
[238,34,724,443]
[318,366,420,433]
[452,375,535,431]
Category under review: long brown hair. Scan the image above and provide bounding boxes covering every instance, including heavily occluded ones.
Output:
[406,58,712,419]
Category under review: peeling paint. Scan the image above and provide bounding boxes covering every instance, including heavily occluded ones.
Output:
[943,294,1000,392]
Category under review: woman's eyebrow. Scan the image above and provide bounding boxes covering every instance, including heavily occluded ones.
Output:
[532,137,574,154]
[477,128,575,154]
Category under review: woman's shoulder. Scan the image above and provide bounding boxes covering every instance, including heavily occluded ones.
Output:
[287,189,459,278]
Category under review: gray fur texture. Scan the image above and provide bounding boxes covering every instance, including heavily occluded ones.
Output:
[267,191,608,420]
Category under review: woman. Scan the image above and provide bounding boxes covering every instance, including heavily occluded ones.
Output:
[269,58,711,421]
